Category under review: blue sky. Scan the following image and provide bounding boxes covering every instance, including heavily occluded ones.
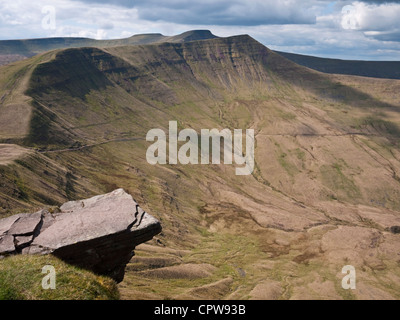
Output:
[0,0,400,60]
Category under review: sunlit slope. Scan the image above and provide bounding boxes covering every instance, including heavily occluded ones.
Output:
[1,35,400,299]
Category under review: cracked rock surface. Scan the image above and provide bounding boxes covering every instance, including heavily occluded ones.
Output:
[0,189,162,282]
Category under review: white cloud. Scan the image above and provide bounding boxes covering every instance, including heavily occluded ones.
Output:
[342,1,400,31]
[337,2,400,44]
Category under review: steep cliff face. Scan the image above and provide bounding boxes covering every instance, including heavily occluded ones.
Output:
[21,36,278,149]
[27,36,275,108]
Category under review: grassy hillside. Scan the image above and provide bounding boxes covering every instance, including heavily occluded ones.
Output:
[0,255,119,300]
[1,35,400,300]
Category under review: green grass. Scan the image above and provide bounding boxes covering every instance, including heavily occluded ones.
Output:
[0,255,119,300]
[277,151,300,177]
[320,160,361,202]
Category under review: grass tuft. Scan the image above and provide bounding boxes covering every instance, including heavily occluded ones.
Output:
[0,255,120,300]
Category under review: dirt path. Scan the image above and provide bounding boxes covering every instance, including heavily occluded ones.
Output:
[38,137,145,154]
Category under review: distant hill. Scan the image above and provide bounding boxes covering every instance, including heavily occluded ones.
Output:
[0,30,218,65]
[275,51,400,80]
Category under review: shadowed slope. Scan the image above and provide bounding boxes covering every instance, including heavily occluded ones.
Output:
[276,51,400,80]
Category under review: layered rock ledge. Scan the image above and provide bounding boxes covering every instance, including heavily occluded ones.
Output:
[0,189,162,282]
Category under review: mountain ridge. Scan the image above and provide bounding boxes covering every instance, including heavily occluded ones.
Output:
[1,29,399,81]
[0,30,219,65]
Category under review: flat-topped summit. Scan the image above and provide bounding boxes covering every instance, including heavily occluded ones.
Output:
[168,30,218,42]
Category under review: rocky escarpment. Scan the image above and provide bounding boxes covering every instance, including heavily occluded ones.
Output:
[0,189,162,282]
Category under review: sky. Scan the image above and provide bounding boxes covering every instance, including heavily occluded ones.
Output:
[0,0,400,60]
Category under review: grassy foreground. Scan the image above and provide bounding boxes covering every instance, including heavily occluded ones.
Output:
[0,255,119,300]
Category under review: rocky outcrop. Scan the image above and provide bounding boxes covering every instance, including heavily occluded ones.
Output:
[0,189,162,282]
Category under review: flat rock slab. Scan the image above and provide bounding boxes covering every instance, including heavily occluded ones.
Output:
[0,189,162,282]
[0,214,25,235]
[0,235,15,254]
[33,189,149,250]
[8,211,43,236]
